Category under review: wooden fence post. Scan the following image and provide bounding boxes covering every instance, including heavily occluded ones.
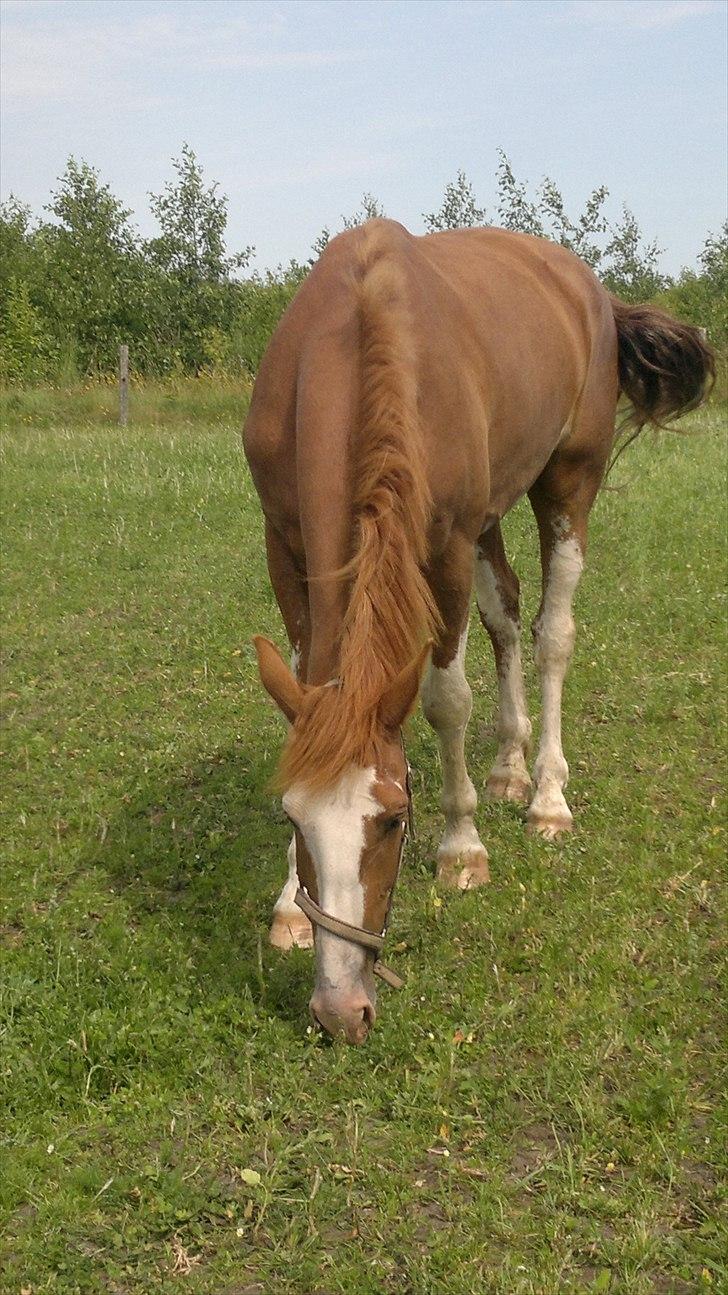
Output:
[119,344,129,426]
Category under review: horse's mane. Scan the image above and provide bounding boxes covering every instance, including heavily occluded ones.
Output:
[277,224,440,791]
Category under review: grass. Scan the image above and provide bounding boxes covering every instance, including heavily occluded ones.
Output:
[1,397,726,1294]
[0,374,253,431]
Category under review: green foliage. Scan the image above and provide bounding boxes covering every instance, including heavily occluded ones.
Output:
[538,173,609,268]
[147,144,253,373]
[0,276,55,383]
[0,196,34,289]
[231,262,307,373]
[1,150,725,388]
[602,207,668,303]
[495,151,543,235]
[148,144,252,284]
[38,158,147,374]
[657,222,728,350]
[423,170,488,232]
[312,192,386,259]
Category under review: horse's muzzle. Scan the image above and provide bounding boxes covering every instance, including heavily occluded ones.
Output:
[310,989,377,1045]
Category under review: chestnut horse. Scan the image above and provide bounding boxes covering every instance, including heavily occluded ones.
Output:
[244,219,712,1044]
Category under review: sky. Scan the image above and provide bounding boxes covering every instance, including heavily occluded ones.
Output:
[1,0,726,275]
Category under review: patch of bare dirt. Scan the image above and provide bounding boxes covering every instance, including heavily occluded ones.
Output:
[507,1120,566,1179]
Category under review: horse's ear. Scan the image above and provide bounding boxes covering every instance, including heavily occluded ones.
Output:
[379,640,433,731]
[252,636,304,723]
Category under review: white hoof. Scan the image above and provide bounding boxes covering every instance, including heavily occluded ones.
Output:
[526,782,573,840]
[437,846,491,890]
[269,908,314,950]
[486,764,533,804]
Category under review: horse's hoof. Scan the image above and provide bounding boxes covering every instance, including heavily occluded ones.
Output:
[486,771,533,804]
[269,909,314,950]
[436,848,490,890]
[526,810,573,840]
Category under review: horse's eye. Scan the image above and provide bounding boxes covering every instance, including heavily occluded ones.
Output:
[383,815,404,834]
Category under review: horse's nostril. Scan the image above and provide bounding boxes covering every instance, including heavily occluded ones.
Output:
[309,993,376,1044]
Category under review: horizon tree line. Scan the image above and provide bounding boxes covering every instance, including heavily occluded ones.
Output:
[0,145,725,385]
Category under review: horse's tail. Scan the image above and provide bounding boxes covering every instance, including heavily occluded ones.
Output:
[609,298,714,464]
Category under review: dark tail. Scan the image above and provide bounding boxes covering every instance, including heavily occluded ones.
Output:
[610,298,715,468]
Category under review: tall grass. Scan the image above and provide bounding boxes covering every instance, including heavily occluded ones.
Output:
[0,373,252,430]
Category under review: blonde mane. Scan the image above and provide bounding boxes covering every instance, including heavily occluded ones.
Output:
[277,226,440,791]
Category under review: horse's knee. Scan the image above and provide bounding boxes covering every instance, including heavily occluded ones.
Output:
[421,661,472,733]
[532,611,576,671]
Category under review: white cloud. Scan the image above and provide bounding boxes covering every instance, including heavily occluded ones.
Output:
[0,3,365,107]
[558,0,722,30]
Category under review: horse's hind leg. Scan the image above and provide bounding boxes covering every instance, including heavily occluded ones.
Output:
[526,452,604,839]
[421,535,490,889]
[475,524,533,804]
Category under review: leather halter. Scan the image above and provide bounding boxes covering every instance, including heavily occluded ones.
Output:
[293,743,413,991]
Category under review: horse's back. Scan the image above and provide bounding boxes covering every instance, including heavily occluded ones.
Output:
[244,219,618,538]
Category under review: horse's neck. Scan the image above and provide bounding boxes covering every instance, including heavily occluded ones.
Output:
[307,597,347,686]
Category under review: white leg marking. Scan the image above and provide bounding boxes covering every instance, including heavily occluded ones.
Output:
[283,767,381,990]
[528,531,583,838]
[421,628,489,888]
[474,553,532,801]
[269,836,313,950]
[269,640,315,951]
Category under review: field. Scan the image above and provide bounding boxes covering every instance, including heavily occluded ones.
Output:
[1,399,726,1294]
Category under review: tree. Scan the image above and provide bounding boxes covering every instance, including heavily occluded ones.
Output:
[495,152,542,236]
[0,197,34,294]
[423,170,487,232]
[38,158,146,373]
[538,175,609,268]
[656,222,727,354]
[147,144,253,370]
[495,151,609,266]
[232,261,309,375]
[601,207,666,302]
[311,193,386,259]
[0,275,54,383]
[148,143,252,284]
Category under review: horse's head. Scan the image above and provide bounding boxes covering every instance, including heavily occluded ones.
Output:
[254,637,428,1044]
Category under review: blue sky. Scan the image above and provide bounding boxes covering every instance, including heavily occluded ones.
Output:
[1,0,726,274]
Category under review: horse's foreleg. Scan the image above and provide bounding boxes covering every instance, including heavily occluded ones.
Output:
[421,548,490,888]
[475,525,532,803]
[264,522,314,948]
[269,836,314,950]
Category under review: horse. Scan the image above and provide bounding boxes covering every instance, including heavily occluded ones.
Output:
[243,218,713,1045]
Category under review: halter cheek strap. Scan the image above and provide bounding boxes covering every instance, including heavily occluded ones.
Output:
[294,887,404,989]
[293,741,413,992]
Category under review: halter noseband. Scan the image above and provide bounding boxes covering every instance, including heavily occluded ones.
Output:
[293,741,414,991]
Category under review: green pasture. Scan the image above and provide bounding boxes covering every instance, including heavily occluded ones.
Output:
[1,398,726,1294]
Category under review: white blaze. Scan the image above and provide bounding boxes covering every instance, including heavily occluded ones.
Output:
[282,766,381,990]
